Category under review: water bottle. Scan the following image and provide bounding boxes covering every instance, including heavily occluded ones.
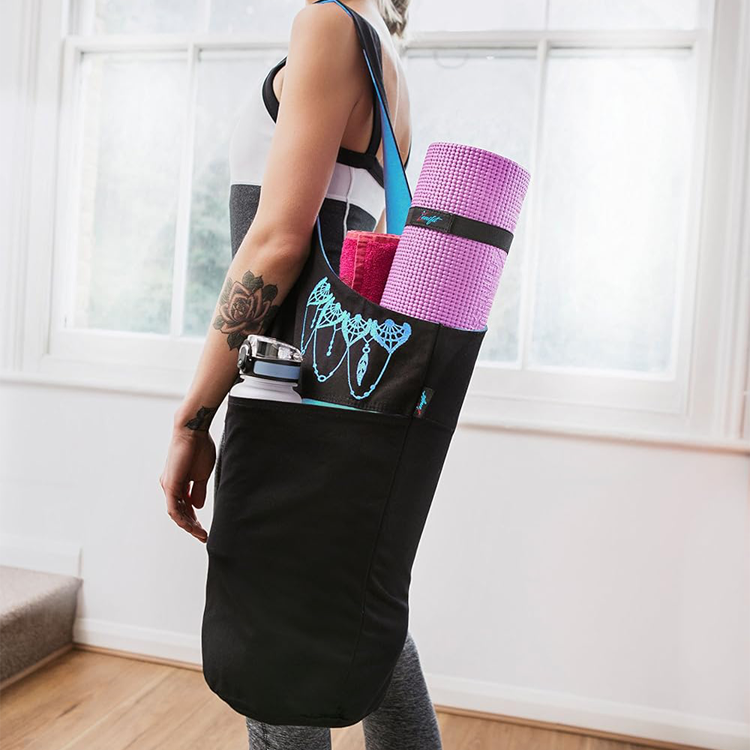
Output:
[229,334,303,403]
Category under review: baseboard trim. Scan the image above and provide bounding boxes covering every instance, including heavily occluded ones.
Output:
[428,674,749,750]
[433,704,713,750]
[74,642,202,672]
[71,618,749,750]
[73,617,200,665]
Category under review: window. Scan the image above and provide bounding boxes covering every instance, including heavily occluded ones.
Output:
[52,2,303,369]
[15,0,750,441]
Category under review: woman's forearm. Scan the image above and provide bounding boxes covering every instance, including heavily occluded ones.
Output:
[173,225,310,436]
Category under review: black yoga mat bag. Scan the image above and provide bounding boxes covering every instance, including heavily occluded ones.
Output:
[201,0,487,728]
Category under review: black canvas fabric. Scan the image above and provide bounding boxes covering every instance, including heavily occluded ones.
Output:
[203,399,412,724]
[201,0,487,727]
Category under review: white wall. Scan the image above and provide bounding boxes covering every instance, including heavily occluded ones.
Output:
[0,0,28,358]
[414,424,749,749]
[0,380,747,749]
[0,1,747,748]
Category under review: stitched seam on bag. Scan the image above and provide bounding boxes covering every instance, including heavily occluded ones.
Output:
[298,393,408,415]
[334,416,412,711]
[228,394,408,420]
[412,323,457,429]
[334,324,439,710]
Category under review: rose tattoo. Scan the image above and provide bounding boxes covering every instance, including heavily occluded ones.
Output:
[213,270,280,350]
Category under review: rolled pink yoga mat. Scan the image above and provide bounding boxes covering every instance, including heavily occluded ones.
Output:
[380,142,530,330]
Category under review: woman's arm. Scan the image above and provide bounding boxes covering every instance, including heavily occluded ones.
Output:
[160,2,371,540]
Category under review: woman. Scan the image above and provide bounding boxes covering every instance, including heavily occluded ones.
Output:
[159,0,442,748]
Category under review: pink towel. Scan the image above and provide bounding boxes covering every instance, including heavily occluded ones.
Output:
[338,230,400,304]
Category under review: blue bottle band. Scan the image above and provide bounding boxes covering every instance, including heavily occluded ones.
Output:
[252,360,301,381]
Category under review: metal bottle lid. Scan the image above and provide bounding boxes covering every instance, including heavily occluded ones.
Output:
[237,334,303,380]
[244,334,302,363]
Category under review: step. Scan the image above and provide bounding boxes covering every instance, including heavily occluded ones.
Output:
[0,565,82,684]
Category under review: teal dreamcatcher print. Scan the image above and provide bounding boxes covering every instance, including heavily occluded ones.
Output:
[300,276,412,400]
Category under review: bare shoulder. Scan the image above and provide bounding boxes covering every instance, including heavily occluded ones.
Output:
[288,1,360,57]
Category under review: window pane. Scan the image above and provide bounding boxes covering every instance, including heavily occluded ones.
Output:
[184,52,281,337]
[531,50,694,372]
[409,0,545,31]
[478,208,531,364]
[208,0,298,36]
[74,55,186,334]
[548,0,699,29]
[92,0,205,33]
[406,51,536,363]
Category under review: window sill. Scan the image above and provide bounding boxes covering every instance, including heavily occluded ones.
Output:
[459,405,750,456]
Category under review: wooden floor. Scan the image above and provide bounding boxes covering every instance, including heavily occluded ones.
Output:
[0,648,675,750]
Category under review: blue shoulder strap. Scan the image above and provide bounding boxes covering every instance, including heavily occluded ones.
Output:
[315,0,412,234]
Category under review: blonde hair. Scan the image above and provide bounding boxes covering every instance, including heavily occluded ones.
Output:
[376,0,410,41]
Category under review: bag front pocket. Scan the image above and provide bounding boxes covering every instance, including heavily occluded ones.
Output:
[202,395,412,725]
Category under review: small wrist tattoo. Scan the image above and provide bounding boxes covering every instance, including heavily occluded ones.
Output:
[184,406,218,432]
[213,270,280,351]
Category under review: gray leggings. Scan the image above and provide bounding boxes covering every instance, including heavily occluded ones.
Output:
[244,630,442,750]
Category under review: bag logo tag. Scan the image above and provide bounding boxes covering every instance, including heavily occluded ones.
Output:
[414,387,435,418]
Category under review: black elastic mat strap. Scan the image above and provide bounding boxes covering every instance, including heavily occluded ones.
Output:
[405,205,514,254]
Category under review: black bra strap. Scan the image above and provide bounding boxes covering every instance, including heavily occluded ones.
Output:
[315,0,412,232]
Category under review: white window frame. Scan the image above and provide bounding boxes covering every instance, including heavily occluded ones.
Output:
[2,0,749,451]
